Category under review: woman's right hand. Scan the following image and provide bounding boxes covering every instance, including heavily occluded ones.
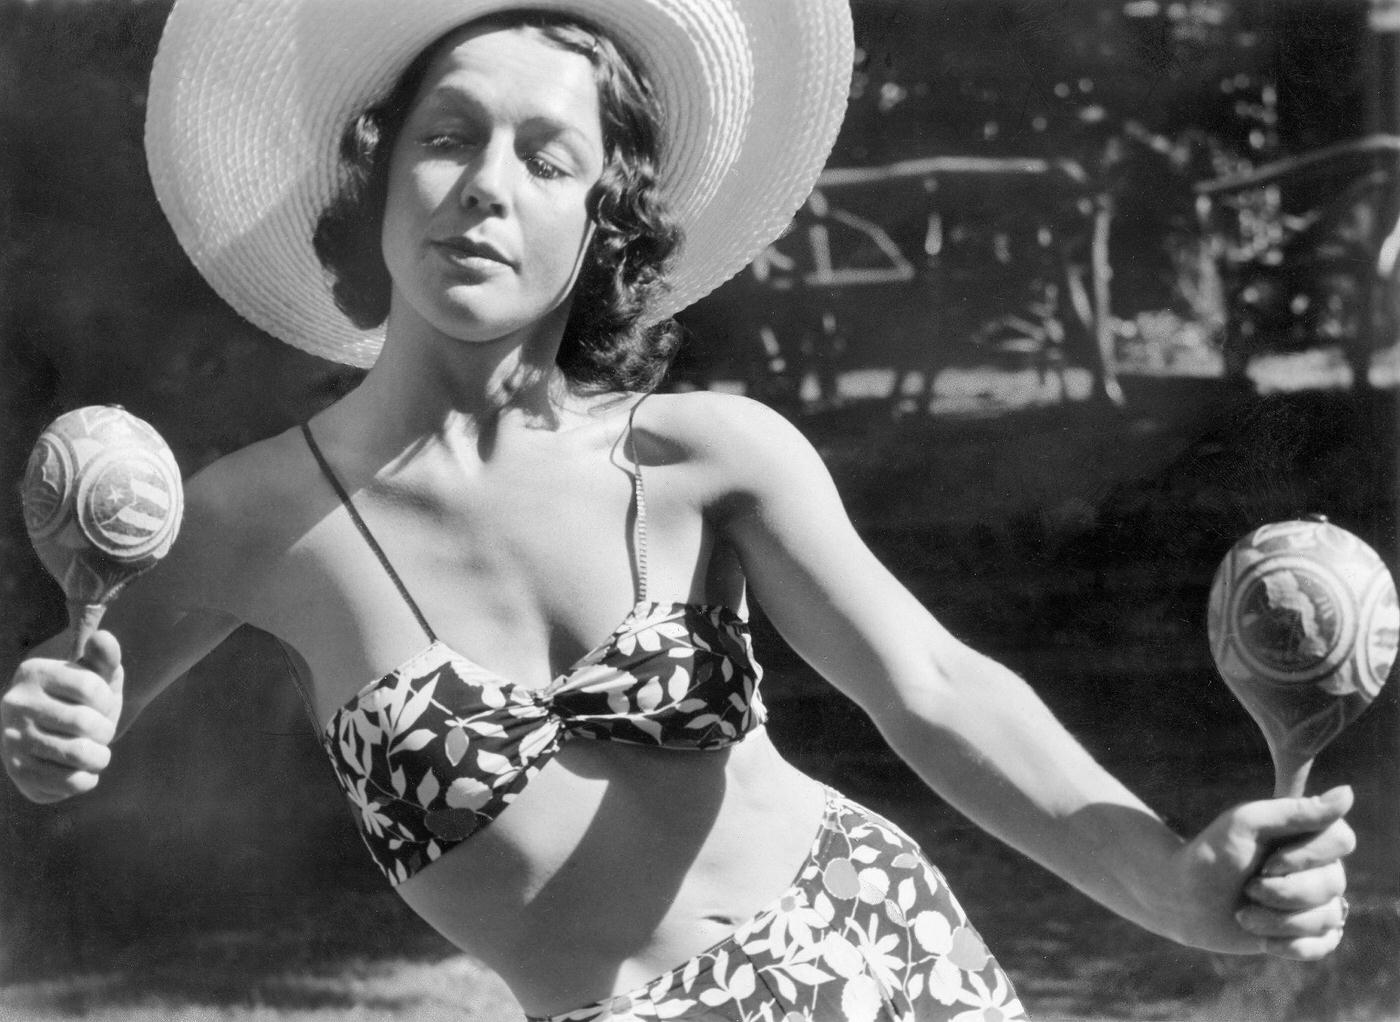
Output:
[2,632,124,803]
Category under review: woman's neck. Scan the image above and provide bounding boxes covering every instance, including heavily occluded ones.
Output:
[344,302,578,447]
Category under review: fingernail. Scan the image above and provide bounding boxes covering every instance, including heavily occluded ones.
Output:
[1245,879,1267,900]
[1261,859,1288,878]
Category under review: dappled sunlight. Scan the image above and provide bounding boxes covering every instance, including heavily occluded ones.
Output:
[702,337,1400,421]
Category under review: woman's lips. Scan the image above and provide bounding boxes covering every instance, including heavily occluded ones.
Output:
[434,237,513,268]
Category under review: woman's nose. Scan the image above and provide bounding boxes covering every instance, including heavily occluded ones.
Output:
[459,141,510,215]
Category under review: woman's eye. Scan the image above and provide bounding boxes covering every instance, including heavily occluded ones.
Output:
[525,154,564,180]
[423,133,469,152]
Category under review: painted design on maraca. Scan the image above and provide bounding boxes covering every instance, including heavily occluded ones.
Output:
[1209,516,1398,797]
[21,406,184,659]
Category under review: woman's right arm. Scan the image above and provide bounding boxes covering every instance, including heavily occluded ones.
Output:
[3,450,260,804]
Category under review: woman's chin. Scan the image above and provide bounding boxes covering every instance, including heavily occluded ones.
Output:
[434,308,560,350]
[388,286,572,350]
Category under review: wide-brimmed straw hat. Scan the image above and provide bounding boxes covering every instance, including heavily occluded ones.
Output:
[145,0,853,368]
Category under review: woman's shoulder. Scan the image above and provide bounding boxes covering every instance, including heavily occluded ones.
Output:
[630,390,824,498]
[634,389,808,456]
[182,426,314,534]
[151,426,317,614]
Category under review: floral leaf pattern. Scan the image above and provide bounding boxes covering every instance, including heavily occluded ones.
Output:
[528,792,1025,1022]
[322,603,766,886]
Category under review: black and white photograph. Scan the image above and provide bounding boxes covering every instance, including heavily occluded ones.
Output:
[0,1,1396,1020]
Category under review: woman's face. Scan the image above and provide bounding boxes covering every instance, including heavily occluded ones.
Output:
[381,24,605,345]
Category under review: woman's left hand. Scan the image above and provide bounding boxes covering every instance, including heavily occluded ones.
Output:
[1166,785,1355,959]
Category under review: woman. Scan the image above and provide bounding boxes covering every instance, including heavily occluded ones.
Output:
[3,1,1355,1020]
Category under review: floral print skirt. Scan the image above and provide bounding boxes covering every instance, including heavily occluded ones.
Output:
[529,789,1026,1022]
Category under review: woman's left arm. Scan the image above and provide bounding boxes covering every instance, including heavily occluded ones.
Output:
[694,395,1352,960]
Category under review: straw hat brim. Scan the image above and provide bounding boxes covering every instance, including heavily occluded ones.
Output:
[145,0,853,368]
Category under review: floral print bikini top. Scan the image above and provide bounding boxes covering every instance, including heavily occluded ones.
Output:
[301,419,766,886]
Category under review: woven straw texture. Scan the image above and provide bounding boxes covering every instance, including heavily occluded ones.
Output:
[145,0,853,367]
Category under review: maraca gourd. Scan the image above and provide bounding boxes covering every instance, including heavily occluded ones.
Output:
[1208,516,1398,797]
[21,406,184,659]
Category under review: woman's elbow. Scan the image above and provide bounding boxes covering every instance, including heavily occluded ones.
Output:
[871,639,1026,736]
[863,642,966,728]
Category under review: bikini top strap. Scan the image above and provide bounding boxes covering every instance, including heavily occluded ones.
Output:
[626,398,650,604]
[301,423,438,643]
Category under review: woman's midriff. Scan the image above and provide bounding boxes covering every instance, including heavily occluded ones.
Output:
[393,726,828,1017]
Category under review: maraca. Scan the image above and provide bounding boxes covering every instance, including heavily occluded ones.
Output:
[20,406,184,660]
[1208,516,1398,797]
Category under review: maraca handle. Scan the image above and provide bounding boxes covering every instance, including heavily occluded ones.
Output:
[67,601,107,664]
[1271,747,1314,799]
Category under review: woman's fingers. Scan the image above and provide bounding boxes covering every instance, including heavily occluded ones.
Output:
[18,696,117,745]
[1238,856,1350,962]
[1237,895,1350,938]
[6,761,102,802]
[1241,796,1355,964]
[1246,860,1346,912]
[37,662,122,721]
[1231,786,1354,847]
[1185,787,1357,961]
[1258,816,1358,877]
[2,723,107,801]
[1261,928,1347,962]
[14,720,113,774]
[1236,793,1354,964]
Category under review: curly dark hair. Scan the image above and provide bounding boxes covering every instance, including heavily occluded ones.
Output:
[312,11,683,392]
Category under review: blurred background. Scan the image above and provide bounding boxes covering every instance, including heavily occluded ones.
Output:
[1,0,1397,1019]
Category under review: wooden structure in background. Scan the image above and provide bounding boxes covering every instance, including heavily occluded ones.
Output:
[756,154,1126,408]
[1194,136,1400,386]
